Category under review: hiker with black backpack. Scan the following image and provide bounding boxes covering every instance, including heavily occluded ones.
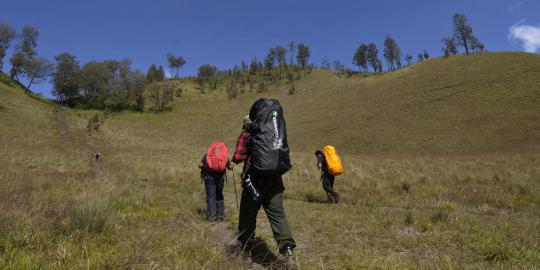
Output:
[199,142,234,222]
[315,145,344,203]
[236,99,297,269]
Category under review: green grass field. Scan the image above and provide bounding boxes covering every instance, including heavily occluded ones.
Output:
[1,52,539,269]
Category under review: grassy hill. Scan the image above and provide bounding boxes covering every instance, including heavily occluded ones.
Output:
[1,52,539,269]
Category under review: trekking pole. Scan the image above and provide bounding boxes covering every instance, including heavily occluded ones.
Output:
[232,170,239,211]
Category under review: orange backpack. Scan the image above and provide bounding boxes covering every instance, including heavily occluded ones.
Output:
[323,145,344,176]
[206,142,228,173]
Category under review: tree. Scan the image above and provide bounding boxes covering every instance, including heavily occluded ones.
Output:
[366,43,380,72]
[249,57,259,74]
[197,64,217,80]
[126,69,147,112]
[10,26,39,81]
[275,46,286,69]
[297,44,310,69]
[53,53,80,100]
[333,60,345,75]
[157,66,165,81]
[288,41,296,66]
[405,53,413,66]
[197,64,217,86]
[17,26,38,58]
[321,57,331,70]
[453,13,474,55]
[423,50,430,60]
[353,44,368,72]
[470,36,485,52]
[384,35,401,71]
[119,59,132,80]
[0,23,16,70]
[264,48,276,70]
[23,56,53,91]
[9,52,24,80]
[442,36,458,57]
[80,61,112,107]
[166,53,186,78]
[147,81,174,112]
[146,64,159,83]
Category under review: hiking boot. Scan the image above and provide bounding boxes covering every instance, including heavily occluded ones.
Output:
[333,192,340,203]
[326,193,333,203]
[279,245,297,270]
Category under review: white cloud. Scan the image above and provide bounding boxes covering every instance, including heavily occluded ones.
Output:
[508,20,540,53]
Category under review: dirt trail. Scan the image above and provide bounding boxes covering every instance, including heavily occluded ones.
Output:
[205,190,291,270]
[54,109,104,175]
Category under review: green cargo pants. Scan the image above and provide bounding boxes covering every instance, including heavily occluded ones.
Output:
[238,179,296,253]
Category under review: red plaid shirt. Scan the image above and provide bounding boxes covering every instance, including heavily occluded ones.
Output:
[232,131,250,164]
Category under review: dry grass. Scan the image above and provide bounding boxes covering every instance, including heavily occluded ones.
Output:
[1,52,539,269]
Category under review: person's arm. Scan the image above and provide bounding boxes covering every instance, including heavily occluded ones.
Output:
[227,158,234,170]
[316,153,324,169]
[232,133,248,164]
[199,154,206,169]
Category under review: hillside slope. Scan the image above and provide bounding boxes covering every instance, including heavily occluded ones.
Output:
[1,53,539,269]
[281,52,540,155]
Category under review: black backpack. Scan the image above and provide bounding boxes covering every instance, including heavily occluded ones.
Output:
[248,98,292,177]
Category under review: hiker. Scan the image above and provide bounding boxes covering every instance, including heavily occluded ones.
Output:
[235,99,297,269]
[199,142,234,222]
[94,149,101,161]
[315,145,344,203]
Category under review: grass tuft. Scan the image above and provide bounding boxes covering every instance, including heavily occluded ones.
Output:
[68,197,111,233]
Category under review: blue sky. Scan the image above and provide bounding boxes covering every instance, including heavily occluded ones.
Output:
[1,0,539,97]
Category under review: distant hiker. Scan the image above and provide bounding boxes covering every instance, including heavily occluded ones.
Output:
[94,149,101,161]
[237,99,297,269]
[199,142,234,222]
[315,145,344,203]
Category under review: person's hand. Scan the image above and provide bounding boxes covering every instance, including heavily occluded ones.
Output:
[317,162,322,169]
[198,163,204,169]
[228,163,234,170]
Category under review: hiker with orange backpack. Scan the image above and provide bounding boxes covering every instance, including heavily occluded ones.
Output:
[199,142,234,222]
[315,145,344,203]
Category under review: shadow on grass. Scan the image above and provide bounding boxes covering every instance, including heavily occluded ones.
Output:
[224,236,279,268]
[196,207,207,220]
[304,193,330,204]
[250,236,279,266]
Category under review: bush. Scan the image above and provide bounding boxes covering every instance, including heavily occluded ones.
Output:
[401,182,412,193]
[431,209,449,223]
[69,198,110,233]
[405,209,415,225]
[87,114,104,131]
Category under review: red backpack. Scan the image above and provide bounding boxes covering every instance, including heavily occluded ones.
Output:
[205,142,229,173]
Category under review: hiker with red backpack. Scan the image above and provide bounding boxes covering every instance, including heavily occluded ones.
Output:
[199,142,234,222]
[235,99,297,269]
[315,145,344,203]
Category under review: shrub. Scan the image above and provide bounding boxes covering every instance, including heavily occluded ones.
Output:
[402,182,412,193]
[87,114,104,131]
[431,209,449,223]
[405,209,415,225]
